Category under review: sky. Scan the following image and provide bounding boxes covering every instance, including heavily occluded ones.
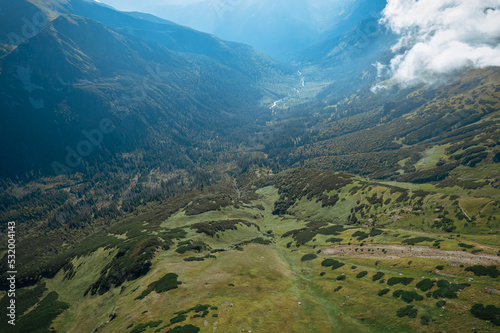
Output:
[377,0,500,86]
[97,0,500,86]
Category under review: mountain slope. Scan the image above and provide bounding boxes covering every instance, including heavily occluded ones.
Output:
[1,168,499,332]
[262,67,500,186]
[52,0,292,80]
[0,0,292,179]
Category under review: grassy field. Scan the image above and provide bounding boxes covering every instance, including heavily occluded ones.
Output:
[4,169,500,332]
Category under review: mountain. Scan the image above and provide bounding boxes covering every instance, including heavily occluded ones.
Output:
[0,0,293,179]
[111,0,388,61]
[0,1,499,332]
[2,166,500,332]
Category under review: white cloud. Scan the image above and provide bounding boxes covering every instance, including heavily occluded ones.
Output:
[377,0,500,86]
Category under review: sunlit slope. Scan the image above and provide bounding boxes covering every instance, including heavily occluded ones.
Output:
[2,168,498,332]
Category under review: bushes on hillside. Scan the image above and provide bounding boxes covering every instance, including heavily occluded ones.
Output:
[301,254,318,262]
[465,265,500,278]
[416,278,435,292]
[470,304,500,326]
[396,305,418,318]
[372,272,385,281]
[387,277,414,286]
[321,259,345,270]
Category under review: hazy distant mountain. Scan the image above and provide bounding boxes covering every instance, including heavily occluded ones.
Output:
[0,0,291,178]
[98,0,388,60]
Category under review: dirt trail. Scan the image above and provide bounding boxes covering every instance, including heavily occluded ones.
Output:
[323,244,500,266]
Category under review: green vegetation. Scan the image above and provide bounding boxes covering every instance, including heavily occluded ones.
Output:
[15,292,69,333]
[401,237,435,245]
[356,271,368,279]
[465,265,500,278]
[326,237,343,243]
[281,221,344,246]
[396,305,418,319]
[130,321,162,333]
[436,300,447,307]
[170,314,187,324]
[165,325,200,333]
[416,279,435,292]
[183,254,216,262]
[321,259,345,270]
[190,220,259,237]
[0,282,47,319]
[387,277,414,286]
[470,304,500,326]
[372,272,385,281]
[420,315,434,326]
[176,241,211,254]
[430,280,470,299]
[401,291,424,303]
[136,273,181,300]
[378,288,390,296]
[301,254,318,262]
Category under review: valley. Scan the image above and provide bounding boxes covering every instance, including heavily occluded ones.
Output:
[1,168,499,332]
[0,0,499,332]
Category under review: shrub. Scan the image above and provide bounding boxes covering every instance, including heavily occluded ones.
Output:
[165,325,200,333]
[301,254,318,262]
[352,230,369,240]
[336,275,346,281]
[190,220,257,237]
[321,259,345,270]
[135,273,181,300]
[130,321,162,333]
[392,290,405,298]
[464,265,500,278]
[356,271,368,279]
[153,273,182,293]
[321,259,336,267]
[416,278,435,292]
[334,286,343,292]
[175,241,210,254]
[431,280,470,299]
[470,304,500,326]
[183,257,205,262]
[378,288,390,296]
[281,221,344,245]
[372,272,385,281]
[420,315,434,326]
[402,237,435,245]
[401,291,424,303]
[387,277,414,286]
[14,291,69,333]
[458,243,474,249]
[396,305,418,318]
[435,265,445,270]
[436,300,446,307]
[170,315,187,324]
[326,238,343,243]
[370,229,384,237]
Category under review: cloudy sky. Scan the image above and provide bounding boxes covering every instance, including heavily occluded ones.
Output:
[379,0,500,86]
[97,0,500,86]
